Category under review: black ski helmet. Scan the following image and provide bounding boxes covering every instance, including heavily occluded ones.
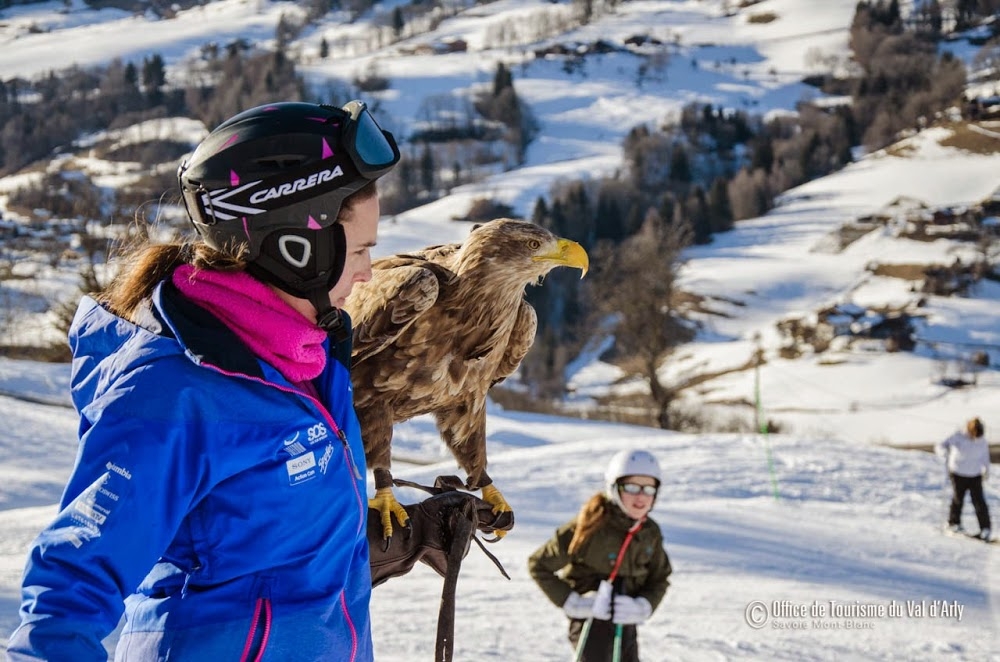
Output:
[177,100,399,328]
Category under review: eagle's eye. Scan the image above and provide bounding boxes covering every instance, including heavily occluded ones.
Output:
[527,239,542,250]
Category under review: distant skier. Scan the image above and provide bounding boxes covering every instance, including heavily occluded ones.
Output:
[527,449,672,662]
[936,417,992,541]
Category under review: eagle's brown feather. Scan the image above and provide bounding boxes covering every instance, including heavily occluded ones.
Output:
[344,219,588,490]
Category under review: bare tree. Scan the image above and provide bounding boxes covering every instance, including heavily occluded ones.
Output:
[588,208,696,428]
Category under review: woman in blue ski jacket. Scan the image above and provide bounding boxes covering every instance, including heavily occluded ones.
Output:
[8,100,400,661]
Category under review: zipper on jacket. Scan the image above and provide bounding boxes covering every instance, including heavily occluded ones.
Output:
[239,597,272,662]
[290,381,363,483]
[336,427,363,480]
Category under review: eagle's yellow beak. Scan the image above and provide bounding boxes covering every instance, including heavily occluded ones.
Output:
[534,238,589,278]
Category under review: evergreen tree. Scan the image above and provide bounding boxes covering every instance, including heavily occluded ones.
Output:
[392,7,405,39]
[669,145,692,185]
[560,182,593,247]
[124,62,138,87]
[751,136,774,172]
[707,177,733,235]
[142,53,166,106]
[492,62,513,97]
[532,196,550,228]
[686,186,711,244]
[594,193,623,243]
[420,145,436,195]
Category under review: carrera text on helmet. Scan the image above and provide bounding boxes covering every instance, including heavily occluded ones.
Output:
[249,165,346,205]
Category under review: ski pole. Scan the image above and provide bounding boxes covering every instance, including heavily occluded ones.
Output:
[611,624,623,662]
[943,464,954,532]
[572,518,644,662]
[572,613,596,662]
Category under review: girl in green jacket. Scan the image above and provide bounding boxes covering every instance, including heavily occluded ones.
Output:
[528,449,672,661]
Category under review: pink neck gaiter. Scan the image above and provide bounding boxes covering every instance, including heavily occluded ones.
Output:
[172,265,327,383]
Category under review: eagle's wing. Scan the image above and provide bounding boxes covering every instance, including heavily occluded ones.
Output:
[491,298,538,386]
[404,243,461,263]
[348,258,448,365]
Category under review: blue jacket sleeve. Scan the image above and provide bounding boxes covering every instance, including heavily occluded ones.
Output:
[8,389,210,661]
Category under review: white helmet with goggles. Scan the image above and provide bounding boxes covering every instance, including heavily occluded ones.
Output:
[177,100,399,336]
[605,449,662,513]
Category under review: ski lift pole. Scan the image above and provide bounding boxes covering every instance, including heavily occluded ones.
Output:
[754,336,780,501]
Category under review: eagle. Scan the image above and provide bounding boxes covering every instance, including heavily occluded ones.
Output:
[344,219,589,541]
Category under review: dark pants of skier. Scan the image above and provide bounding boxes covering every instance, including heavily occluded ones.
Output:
[568,618,638,662]
[949,473,991,532]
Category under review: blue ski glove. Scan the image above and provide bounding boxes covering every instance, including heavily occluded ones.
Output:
[612,595,652,624]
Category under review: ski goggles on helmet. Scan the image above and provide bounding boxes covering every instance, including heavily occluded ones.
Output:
[335,100,400,180]
[618,482,658,496]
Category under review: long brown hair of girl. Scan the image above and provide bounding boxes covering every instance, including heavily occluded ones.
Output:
[568,493,609,555]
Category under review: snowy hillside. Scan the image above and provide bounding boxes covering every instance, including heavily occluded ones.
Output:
[0,359,998,659]
[1,1,1000,657]
[654,127,1000,449]
[2,0,999,448]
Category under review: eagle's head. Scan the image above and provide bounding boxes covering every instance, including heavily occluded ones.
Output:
[458,219,589,286]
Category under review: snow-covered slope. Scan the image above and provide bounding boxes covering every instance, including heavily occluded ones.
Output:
[0,360,997,659]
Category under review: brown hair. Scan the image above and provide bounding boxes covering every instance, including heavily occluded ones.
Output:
[100,182,378,322]
[568,492,609,555]
[967,417,984,439]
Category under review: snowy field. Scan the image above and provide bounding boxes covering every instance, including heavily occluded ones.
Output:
[0,359,998,660]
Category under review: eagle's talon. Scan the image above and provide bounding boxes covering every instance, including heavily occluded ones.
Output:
[369,487,410,542]
[487,513,509,537]
[480,484,512,513]
[480,484,513,539]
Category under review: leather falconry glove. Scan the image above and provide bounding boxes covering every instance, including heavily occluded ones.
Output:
[367,476,512,662]
[368,476,512,586]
